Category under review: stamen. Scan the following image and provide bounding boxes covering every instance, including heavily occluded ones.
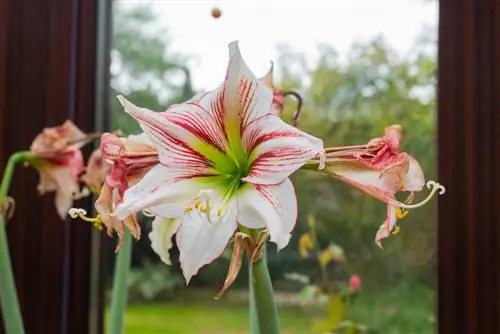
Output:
[194,199,201,209]
[68,208,103,230]
[392,180,445,210]
[396,208,409,219]
[392,225,401,235]
[217,207,223,216]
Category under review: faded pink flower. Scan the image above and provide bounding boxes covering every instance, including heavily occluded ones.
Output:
[310,125,444,247]
[80,149,111,193]
[30,120,87,219]
[94,132,159,250]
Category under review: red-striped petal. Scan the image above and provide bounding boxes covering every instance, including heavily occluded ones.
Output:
[118,96,227,178]
[241,114,324,185]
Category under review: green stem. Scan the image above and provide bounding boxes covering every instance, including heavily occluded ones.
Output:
[248,243,281,334]
[0,151,31,334]
[107,229,133,334]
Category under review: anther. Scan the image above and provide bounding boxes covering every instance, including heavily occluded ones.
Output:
[392,225,401,235]
[396,208,408,219]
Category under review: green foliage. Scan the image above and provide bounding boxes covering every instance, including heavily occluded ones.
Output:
[111,4,195,134]
[111,303,310,334]
[277,31,437,289]
[127,260,183,302]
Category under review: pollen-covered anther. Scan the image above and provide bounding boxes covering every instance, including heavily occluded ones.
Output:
[392,225,401,235]
[396,208,408,219]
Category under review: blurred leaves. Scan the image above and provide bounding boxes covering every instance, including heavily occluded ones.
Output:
[127,261,183,301]
[319,243,346,267]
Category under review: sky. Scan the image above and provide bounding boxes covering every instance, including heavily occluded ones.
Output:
[118,0,438,91]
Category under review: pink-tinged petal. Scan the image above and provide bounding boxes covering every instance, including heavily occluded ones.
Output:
[149,217,181,265]
[95,184,124,238]
[94,184,141,251]
[80,149,111,193]
[242,115,324,185]
[375,205,398,248]
[237,178,297,250]
[117,96,227,177]
[114,164,221,221]
[177,198,238,283]
[325,160,404,203]
[37,164,79,219]
[403,157,425,192]
[31,120,87,157]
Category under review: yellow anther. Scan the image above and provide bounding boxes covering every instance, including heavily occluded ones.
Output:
[217,207,222,216]
[185,206,193,213]
[398,182,406,190]
[194,199,201,209]
[396,208,409,219]
[199,205,207,213]
[392,225,401,235]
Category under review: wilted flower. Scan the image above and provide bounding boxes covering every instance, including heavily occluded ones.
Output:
[94,132,159,250]
[80,149,111,193]
[114,41,325,283]
[306,125,445,247]
[29,120,88,219]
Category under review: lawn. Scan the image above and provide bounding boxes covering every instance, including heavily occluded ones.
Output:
[106,284,435,333]
[114,303,310,334]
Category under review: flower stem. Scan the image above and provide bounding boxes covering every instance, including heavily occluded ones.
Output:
[0,151,31,334]
[107,229,133,334]
[248,242,281,334]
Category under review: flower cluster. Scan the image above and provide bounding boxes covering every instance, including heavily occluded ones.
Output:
[62,41,444,285]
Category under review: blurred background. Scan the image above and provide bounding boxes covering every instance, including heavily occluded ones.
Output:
[105,1,438,333]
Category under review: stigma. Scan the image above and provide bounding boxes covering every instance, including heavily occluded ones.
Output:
[393,180,445,210]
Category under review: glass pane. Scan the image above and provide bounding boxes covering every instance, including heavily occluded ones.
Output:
[108,1,438,333]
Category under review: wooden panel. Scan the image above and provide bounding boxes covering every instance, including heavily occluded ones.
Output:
[0,0,102,333]
[438,0,500,332]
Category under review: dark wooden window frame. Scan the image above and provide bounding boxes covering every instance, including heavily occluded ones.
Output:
[437,0,500,333]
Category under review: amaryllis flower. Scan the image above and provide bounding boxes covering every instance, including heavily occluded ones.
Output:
[306,125,445,247]
[29,120,87,219]
[114,41,325,282]
[80,149,111,193]
[94,132,159,250]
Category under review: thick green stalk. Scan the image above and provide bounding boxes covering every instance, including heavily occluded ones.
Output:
[0,151,31,334]
[107,229,133,334]
[248,244,281,334]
